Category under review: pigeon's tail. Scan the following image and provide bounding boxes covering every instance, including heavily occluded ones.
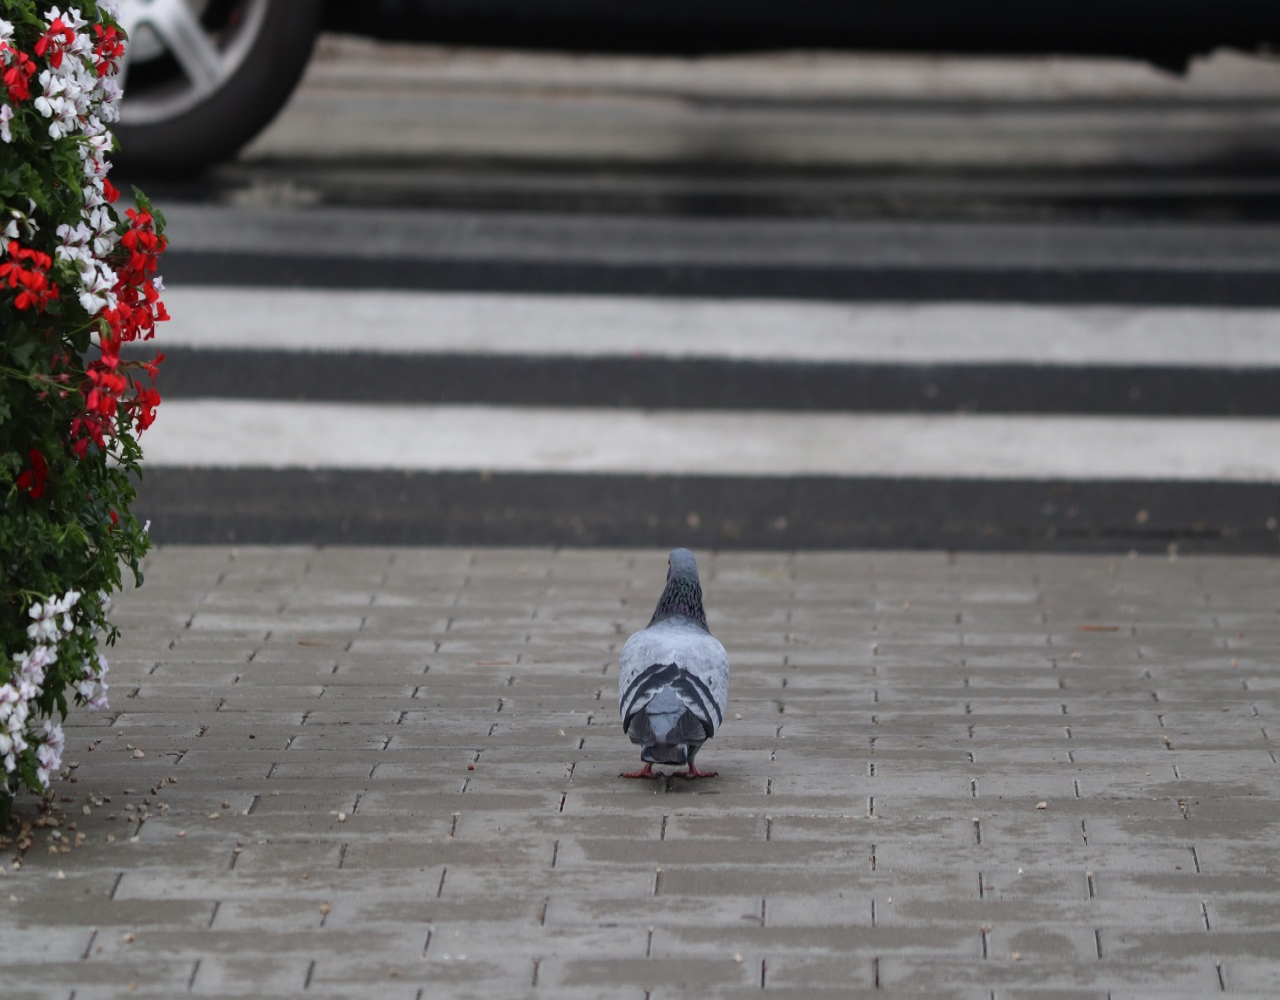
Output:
[628,685,709,764]
[641,742,691,765]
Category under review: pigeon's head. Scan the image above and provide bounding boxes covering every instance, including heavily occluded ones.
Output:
[667,547,700,583]
[651,548,709,629]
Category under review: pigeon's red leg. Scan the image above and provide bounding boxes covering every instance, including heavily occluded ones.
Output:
[678,762,717,779]
[621,763,658,779]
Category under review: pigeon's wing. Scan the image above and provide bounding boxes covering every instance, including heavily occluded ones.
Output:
[618,624,729,735]
[618,627,668,730]
[678,629,729,734]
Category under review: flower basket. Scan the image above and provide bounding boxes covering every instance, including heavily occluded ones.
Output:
[1,2,167,824]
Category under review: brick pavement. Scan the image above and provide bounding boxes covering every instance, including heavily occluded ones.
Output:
[3,546,1279,999]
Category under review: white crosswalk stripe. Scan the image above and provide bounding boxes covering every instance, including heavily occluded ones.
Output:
[150,400,1280,482]
[160,287,1280,368]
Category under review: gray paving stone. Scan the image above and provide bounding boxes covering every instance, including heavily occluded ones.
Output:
[4,546,1280,996]
[4,958,197,995]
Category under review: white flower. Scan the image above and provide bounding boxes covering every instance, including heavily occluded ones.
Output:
[44,7,88,32]
[40,717,65,754]
[6,710,27,742]
[49,590,81,614]
[15,645,55,692]
[77,257,117,314]
[34,66,66,104]
[0,685,18,723]
[36,736,62,778]
[13,677,38,706]
[56,220,93,264]
[6,205,37,240]
[98,75,121,116]
[24,590,79,645]
[78,652,110,709]
[27,617,59,644]
[33,44,98,140]
[0,103,11,144]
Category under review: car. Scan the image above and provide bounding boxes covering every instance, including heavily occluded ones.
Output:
[114,1,322,172]
[114,0,1280,173]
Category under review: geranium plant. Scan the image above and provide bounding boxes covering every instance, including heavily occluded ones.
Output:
[1,2,167,824]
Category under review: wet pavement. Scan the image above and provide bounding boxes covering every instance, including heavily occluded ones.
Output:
[4,545,1279,998]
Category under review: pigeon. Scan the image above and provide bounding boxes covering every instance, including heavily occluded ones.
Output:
[618,548,729,779]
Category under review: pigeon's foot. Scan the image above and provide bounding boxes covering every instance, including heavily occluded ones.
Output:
[678,762,718,779]
[620,763,659,779]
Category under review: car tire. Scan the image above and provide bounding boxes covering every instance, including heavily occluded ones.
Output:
[113,0,323,174]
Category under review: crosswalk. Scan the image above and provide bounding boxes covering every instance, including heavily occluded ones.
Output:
[135,204,1280,551]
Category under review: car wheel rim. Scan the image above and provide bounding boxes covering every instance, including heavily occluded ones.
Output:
[116,0,271,126]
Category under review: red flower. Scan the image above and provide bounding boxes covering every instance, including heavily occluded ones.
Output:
[1,44,36,102]
[91,23,125,76]
[16,449,49,499]
[102,209,169,343]
[34,17,76,69]
[130,385,162,431]
[0,240,58,312]
[65,204,170,458]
